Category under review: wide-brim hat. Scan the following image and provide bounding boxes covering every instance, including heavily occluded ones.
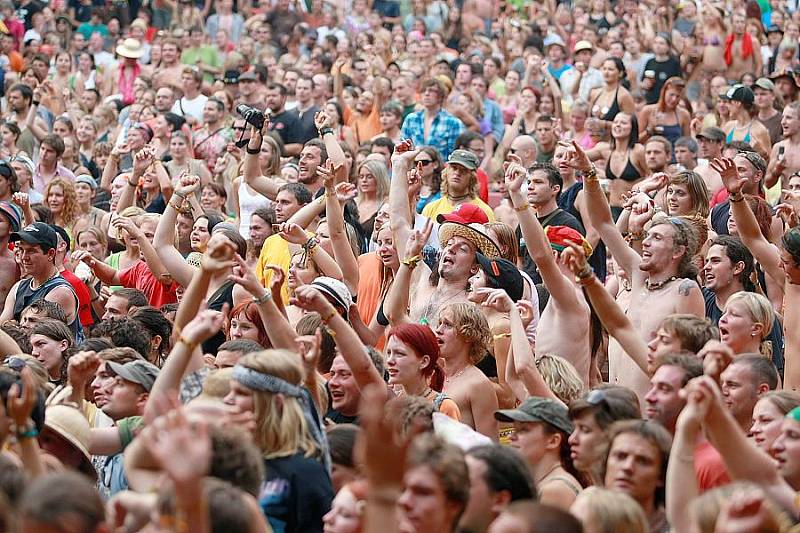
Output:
[116,38,145,59]
[439,221,501,260]
[43,404,96,479]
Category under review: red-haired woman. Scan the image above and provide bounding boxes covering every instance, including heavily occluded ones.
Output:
[226,300,271,349]
[386,323,461,420]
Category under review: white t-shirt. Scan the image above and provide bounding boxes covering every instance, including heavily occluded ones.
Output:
[171,94,208,123]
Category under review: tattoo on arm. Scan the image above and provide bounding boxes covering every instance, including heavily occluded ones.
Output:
[678,279,695,296]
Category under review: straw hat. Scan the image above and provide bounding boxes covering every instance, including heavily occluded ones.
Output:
[43,404,96,479]
[115,38,145,59]
[439,221,501,260]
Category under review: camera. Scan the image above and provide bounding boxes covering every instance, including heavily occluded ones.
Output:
[236,104,267,130]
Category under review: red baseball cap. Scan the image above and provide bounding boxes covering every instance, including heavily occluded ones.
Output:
[436,203,489,225]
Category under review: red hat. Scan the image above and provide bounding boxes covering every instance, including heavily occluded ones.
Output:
[545,225,593,257]
[436,203,489,225]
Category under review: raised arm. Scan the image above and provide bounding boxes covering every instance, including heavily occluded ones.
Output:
[72,249,122,286]
[385,222,432,325]
[153,175,201,288]
[712,157,785,289]
[505,159,581,310]
[102,142,130,191]
[277,222,343,281]
[292,284,385,390]
[243,124,284,200]
[562,242,649,374]
[112,216,171,283]
[784,281,800,390]
[570,141,643,276]
[388,140,419,259]
[319,161,360,293]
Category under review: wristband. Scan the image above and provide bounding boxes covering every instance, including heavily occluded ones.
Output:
[32,100,40,107]
[15,420,37,439]
[319,127,334,137]
[252,291,272,304]
[576,265,594,280]
[320,309,337,324]
[246,145,261,155]
[729,192,744,203]
[584,167,598,179]
[626,231,645,242]
[514,202,531,212]
[177,334,197,350]
[401,255,421,269]
[173,191,187,200]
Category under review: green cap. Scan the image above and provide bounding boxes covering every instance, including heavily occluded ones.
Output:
[447,149,480,170]
[787,406,800,422]
[495,396,573,434]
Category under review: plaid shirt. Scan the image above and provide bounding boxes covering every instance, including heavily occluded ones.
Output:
[400,108,464,160]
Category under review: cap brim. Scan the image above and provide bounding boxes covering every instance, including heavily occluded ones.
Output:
[447,161,477,171]
[437,213,467,224]
[311,282,350,317]
[10,231,44,245]
[494,409,538,422]
[106,361,142,385]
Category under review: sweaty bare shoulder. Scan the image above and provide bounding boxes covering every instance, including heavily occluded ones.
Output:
[678,279,697,296]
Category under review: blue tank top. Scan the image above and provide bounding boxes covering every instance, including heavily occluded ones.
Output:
[13,275,84,343]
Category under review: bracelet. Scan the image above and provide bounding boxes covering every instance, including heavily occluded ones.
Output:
[246,145,261,155]
[319,127,334,137]
[402,255,421,269]
[17,428,38,439]
[252,290,272,304]
[173,191,187,200]
[729,192,744,203]
[584,166,598,179]
[177,334,197,350]
[320,309,337,324]
[493,332,512,340]
[514,202,531,212]
[576,265,594,280]
[32,100,40,106]
[169,199,184,210]
[626,231,645,242]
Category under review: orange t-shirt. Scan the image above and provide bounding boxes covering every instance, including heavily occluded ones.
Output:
[344,105,381,145]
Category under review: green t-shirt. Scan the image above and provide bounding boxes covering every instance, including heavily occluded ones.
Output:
[181,46,221,83]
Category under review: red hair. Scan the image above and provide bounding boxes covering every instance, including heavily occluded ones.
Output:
[226,301,271,348]
[389,323,445,392]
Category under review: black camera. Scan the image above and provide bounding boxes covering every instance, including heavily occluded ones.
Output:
[236,104,267,130]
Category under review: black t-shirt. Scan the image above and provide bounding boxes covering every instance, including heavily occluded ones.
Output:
[17,0,42,29]
[643,56,682,104]
[703,288,784,375]
[269,109,300,149]
[260,453,333,533]
[518,208,585,284]
[711,199,774,236]
[290,105,320,145]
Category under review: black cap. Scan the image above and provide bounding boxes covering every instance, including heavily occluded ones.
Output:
[10,222,58,250]
[475,254,524,302]
[49,224,70,250]
[222,69,240,84]
[725,84,755,105]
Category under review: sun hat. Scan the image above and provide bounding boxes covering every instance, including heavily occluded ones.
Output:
[439,221,501,260]
[115,38,145,59]
[311,277,353,317]
[43,404,96,479]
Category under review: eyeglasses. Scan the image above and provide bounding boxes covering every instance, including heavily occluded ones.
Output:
[415,159,434,166]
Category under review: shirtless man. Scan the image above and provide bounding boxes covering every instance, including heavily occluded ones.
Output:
[389,141,500,328]
[153,40,184,90]
[575,142,705,400]
[766,102,800,190]
[0,202,20,304]
[435,301,499,439]
[505,160,593,384]
[726,12,762,82]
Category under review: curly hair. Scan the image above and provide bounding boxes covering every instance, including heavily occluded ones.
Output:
[648,215,700,279]
[441,165,479,199]
[44,177,80,229]
[443,302,492,364]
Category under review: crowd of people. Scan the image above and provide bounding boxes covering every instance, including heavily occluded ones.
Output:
[2,0,800,531]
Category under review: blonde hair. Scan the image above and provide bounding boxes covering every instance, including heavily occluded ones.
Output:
[536,354,584,405]
[689,482,790,533]
[357,160,390,203]
[726,291,775,357]
[573,487,648,533]
[444,302,491,365]
[237,350,319,459]
[441,165,479,199]
[201,368,233,399]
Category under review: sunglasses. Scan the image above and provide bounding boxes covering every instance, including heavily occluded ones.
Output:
[415,159,434,166]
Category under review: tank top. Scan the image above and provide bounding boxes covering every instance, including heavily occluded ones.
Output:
[13,275,84,343]
[238,181,271,239]
[656,110,683,147]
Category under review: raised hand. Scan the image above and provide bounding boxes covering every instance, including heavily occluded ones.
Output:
[71,249,98,267]
[277,222,308,245]
[12,192,29,210]
[698,339,734,383]
[775,203,799,229]
[515,300,536,329]
[391,139,420,170]
[228,254,266,297]
[710,158,747,195]
[175,173,201,197]
[404,219,432,259]
[503,157,528,194]
[200,234,236,273]
[181,301,228,346]
[314,109,333,130]
[67,351,101,389]
[565,141,593,173]
[290,284,337,316]
[335,182,357,203]
[264,264,286,296]
[480,288,514,313]
[7,367,37,427]
[629,198,655,232]
[132,144,156,175]
[144,406,211,487]
[112,142,131,158]
[561,241,590,277]
[296,328,322,378]
[112,216,142,239]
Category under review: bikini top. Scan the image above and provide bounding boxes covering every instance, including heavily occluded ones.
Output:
[592,86,621,122]
[606,149,642,182]
[726,122,752,144]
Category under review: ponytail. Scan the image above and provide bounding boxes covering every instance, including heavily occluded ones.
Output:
[429,363,445,392]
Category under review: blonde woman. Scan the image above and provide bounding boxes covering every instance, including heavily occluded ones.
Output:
[225,349,333,532]
[718,291,775,357]
[44,177,81,237]
[571,487,648,533]
[355,160,390,240]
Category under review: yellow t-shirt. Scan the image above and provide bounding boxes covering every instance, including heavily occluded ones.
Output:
[255,234,292,305]
[421,197,495,222]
